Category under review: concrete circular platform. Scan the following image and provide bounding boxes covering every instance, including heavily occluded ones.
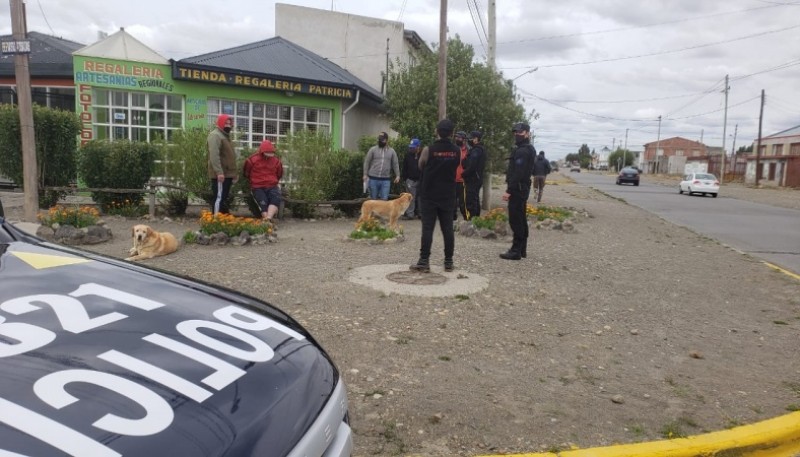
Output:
[348,264,489,297]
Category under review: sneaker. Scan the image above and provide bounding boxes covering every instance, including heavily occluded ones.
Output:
[444,259,454,272]
[409,258,430,272]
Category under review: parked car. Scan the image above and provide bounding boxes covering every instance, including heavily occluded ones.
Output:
[679,172,719,197]
[0,218,353,457]
[570,164,581,173]
[616,167,640,186]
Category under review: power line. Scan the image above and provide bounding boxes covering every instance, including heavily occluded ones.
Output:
[465,0,487,57]
[36,0,55,35]
[497,4,791,46]
[665,77,727,118]
[397,0,408,22]
[501,23,800,70]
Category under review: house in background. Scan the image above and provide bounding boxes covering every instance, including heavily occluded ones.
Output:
[748,125,800,187]
[0,31,83,110]
[275,3,432,146]
[642,136,710,175]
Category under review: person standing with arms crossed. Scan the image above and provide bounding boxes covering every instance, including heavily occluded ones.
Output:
[500,122,536,260]
[532,150,552,203]
[401,138,422,220]
[207,114,237,215]
[363,132,400,200]
[410,119,460,273]
[462,130,487,219]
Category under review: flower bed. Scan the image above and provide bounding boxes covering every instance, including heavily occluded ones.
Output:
[347,217,405,244]
[183,210,277,246]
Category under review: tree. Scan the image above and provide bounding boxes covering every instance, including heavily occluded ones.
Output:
[565,144,592,168]
[386,35,526,172]
[609,149,634,170]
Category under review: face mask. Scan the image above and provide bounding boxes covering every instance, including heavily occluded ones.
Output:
[378,140,387,147]
[514,133,527,145]
[223,126,232,133]
[455,139,464,146]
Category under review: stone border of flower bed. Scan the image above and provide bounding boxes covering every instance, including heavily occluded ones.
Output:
[35,221,113,245]
[182,230,278,246]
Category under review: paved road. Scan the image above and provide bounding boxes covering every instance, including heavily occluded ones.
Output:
[568,171,800,274]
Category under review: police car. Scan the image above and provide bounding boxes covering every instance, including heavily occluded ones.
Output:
[0,218,352,457]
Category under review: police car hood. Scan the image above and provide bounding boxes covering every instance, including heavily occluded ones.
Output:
[0,222,339,457]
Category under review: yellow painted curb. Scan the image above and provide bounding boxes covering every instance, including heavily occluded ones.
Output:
[763,262,800,282]
[475,412,800,457]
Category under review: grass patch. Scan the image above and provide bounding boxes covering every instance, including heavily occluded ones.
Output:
[774,320,789,325]
[785,404,800,412]
[438,355,451,361]
[379,421,406,455]
[784,381,800,396]
[454,294,469,301]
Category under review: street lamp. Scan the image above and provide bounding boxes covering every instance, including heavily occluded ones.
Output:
[512,67,539,81]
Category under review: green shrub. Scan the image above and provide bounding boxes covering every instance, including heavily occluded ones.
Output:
[159,189,189,217]
[330,150,365,217]
[0,104,82,208]
[78,140,159,213]
[104,199,147,218]
[350,216,401,240]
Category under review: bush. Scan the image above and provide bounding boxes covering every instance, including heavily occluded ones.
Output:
[471,207,508,230]
[78,140,159,213]
[159,189,189,217]
[104,199,147,218]
[330,150,366,217]
[527,204,573,221]
[0,105,82,208]
[37,205,100,228]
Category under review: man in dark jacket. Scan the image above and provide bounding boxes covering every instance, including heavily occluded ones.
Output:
[500,122,536,260]
[401,138,422,219]
[462,130,487,219]
[411,119,461,273]
[532,150,552,203]
[207,114,237,215]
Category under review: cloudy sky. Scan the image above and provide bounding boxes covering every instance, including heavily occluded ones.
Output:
[3,0,799,159]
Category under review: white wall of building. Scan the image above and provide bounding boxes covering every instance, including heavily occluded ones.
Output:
[276,3,413,94]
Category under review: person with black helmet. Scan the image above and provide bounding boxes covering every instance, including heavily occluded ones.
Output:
[500,122,536,260]
[462,130,487,219]
[410,119,461,273]
[453,131,469,221]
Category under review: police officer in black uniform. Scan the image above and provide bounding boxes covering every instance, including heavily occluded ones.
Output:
[462,130,487,219]
[500,122,536,260]
[411,119,461,272]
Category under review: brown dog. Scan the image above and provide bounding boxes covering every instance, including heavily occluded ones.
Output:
[126,224,179,261]
[356,192,413,231]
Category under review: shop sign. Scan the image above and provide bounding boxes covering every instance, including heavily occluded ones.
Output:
[75,60,174,92]
[1,40,31,54]
[174,65,354,99]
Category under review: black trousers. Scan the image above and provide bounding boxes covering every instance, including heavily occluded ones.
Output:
[419,198,455,261]
[507,185,531,253]
[464,179,481,219]
[454,182,468,220]
[210,178,233,215]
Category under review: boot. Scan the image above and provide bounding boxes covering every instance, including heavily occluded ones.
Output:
[499,249,522,260]
[520,245,527,258]
[410,257,430,272]
[444,258,454,272]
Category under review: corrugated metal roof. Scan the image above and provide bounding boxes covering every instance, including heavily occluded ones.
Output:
[0,31,84,77]
[765,125,800,138]
[179,36,383,102]
[73,28,168,65]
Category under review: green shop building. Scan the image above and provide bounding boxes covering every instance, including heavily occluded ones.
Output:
[73,28,386,151]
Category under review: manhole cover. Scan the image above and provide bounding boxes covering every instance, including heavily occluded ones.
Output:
[386,270,448,285]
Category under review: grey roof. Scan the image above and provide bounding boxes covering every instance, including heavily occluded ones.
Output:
[765,124,800,138]
[179,36,383,102]
[0,31,84,77]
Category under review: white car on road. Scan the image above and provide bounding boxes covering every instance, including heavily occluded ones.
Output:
[679,172,720,197]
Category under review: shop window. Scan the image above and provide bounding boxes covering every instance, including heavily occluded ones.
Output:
[92,89,184,143]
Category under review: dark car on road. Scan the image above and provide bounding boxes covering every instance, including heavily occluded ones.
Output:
[0,218,353,457]
[616,167,640,186]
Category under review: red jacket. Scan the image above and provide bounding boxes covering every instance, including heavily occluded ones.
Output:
[243,153,283,189]
[455,145,468,183]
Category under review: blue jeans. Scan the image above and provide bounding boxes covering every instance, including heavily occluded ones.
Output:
[368,178,391,200]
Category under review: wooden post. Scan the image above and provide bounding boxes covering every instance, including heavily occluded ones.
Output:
[149,182,156,219]
[10,0,38,222]
[437,0,448,120]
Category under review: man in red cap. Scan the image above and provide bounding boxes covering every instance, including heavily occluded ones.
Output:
[207,114,237,215]
[243,139,284,221]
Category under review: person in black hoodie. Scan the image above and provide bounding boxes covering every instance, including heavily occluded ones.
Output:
[401,138,422,219]
[532,150,552,203]
[462,130,487,219]
[410,119,461,273]
[500,122,536,260]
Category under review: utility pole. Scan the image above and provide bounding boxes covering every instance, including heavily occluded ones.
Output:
[720,74,729,183]
[654,115,662,174]
[730,123,738,173]
[482,0,495,211]
[624,128,629,166]
[755,90,764,187]
[10,0,38,222]
[437,0,448,120]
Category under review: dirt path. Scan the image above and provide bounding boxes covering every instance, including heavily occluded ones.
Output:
[2,177,799,456]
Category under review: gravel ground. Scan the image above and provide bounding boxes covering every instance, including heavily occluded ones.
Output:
[2,176,799,456]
